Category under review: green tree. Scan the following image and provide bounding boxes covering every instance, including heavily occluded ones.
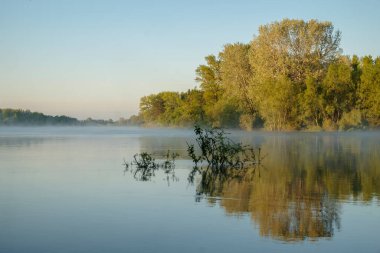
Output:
[219,43,256,115]
[351,55,362,87]
[358,56,380,125]
[140,94,165,124]
[321,58,355,126]
[300,76,324,127]
[249,19,341,85]
[195,55,223,126]
[252,76,297,130]
[159,92,183,125]
[0,108,78,125]
[179,89,206,125]
[248,19,342,129]
[134,19,380,130]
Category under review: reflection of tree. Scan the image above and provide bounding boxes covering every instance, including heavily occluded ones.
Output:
[0,136,45,148]
[196,133,380,242]
[136,131,380,241]
[196,167,341,241]
[139,136,189,158]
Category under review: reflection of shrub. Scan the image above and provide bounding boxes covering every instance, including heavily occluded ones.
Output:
[338,110,362,130]
[124,151,178,181]
[128,152,159,181]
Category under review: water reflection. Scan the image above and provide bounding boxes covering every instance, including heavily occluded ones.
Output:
[194,132,380,242]
[0,136,46,148]
[125,131,380,242]
[195,167,341,241]
[139,136,189,158]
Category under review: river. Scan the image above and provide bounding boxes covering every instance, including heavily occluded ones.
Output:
[1,127,379,253]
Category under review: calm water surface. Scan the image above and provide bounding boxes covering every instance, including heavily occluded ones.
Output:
[1,127,380,253]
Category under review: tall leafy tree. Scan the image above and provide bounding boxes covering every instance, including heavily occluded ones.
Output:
[219,43,256,115]
[253,76,297,130]
[300,76,324,127]
[159,92,183,125]
[249,19,341,84]
[179,89,206,125]
[140,94,165,123]
[248,19,342,129]
[195,55,223,126]
[358,56,380,125]
[134,19,380,130]
[322,58,355,125]
[351,55,362,87]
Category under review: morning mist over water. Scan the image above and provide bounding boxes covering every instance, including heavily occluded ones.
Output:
[1,127,379,252]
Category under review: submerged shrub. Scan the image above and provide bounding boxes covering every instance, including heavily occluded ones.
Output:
[187,125,264,182]
[124,125,264,184]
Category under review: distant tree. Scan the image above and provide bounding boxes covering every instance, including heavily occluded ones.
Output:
[127,115,144,125]
[0,109,79,125]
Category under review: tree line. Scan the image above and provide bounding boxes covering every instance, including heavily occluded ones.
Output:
[0,109,79,126]
[134,19,380,130]
[0,108,128,126]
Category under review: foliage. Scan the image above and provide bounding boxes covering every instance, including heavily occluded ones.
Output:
[0,108,79,126]
[239,114,255,131]
[219,43,256,116]
[118,115,144,126]
[131,19,380,130]
[195,55,223,126]
[124,125,264,183]
[0,108,142,126]
[187,125,264,182]
[138,89,206,127]
[249,19,341,84]
[252,76,298,130]
[299,76,324,127]
[338,109,363,130]
[358,56,380,125]
[321,58,356,124]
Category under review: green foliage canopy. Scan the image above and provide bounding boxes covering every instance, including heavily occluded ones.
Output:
[134,19,379,130]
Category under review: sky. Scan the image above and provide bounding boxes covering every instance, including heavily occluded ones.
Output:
[1,0,380,120]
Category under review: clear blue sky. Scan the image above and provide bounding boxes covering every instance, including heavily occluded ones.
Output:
[1,0,379,120]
